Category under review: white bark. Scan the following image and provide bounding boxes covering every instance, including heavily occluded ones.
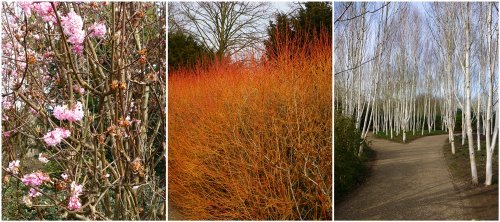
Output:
[485,2,498,186]
[463,2,478,184]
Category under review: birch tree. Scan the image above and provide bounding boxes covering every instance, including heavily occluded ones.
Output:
[485,2,498,186]
[335,3,497,185]
[459,2,478,184]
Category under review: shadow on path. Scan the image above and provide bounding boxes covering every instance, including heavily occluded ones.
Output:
[335,134,469,220]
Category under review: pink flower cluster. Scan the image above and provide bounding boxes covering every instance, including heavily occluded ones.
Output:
[70,181,83,196]
[73,85,85,95]
[22,172,50,204]
[53,101,84,122]
[19,2,33,16]
[33,2,57,22]
[61,10,84,54]
[88,22,106,39]
[21,172,51,187]
[3,131,13,138]
[68,182,83,210]
[7,160,20,175]
[29,187,42,197]
[68,196,82,210]
[2,100,12,110]
[19,2,58,23]
[43,127,70,146]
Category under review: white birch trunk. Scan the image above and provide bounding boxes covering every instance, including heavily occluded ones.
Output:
[463,3,478,184]
[485,2,497,185]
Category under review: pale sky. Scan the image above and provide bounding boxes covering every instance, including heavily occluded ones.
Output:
[272,2,293,14]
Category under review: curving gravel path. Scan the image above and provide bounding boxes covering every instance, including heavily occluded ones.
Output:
[335,134,469,220]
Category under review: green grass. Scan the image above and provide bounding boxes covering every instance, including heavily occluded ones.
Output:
[334,112,377,202]
[442,135,499,220]
[374,129,447,143]
[444,135,498,185]
[2,155,65,220]
[334,143,375,203]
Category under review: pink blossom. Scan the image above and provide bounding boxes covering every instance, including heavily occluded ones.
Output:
[5,15,19,31]
[18,2,33,16]
[32,3,52,15]
[43,51,54,59]
[61,11,83,35]
[70,181,83,196]
[2,96,13,110]
[73,85,85,94]
[67,29,85,45]
[21,172,50,187]
[88,23,106,39]
[53,105,66,120]
[29,188,42,197]
[43,127,71,146]
[67,195,82,210]
[32,2,56,23]
[7,160,20,175]
[60,10,85,54]
[67,182,83,210]
[3,43,13,56]
[53,101,84,122]
[73,44,84,55]
[59,128,71,138]
[66,102,84,122]
[3,131,12,138]
[2,100,12,110]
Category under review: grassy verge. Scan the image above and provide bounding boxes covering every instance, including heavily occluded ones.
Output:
[443,135,498,220]
[334,111,376,202]
[374,129,447,143]
[334,142,375,203]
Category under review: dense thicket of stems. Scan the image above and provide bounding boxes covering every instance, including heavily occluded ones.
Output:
[2,2,166,219]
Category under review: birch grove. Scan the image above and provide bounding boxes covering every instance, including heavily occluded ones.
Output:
[334,2,498,185]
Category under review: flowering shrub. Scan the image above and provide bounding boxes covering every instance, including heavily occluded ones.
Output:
[43,127,71,146]
[88,23,107,39]
[2,2,166,220]
[53,102,84,122]
[21,172,51,187]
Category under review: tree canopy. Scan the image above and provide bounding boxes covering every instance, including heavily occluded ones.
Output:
[265,2,332,59]
[168,31,213,71]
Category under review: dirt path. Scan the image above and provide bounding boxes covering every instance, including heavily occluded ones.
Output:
[335,134,470,220]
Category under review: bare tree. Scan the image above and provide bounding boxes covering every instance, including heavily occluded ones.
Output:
[168,3,188,33]
[485,2,499,186]
[459,2,478,184]
[429,2,458,154]
[335,2,497,185]
[172,2,271,58]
